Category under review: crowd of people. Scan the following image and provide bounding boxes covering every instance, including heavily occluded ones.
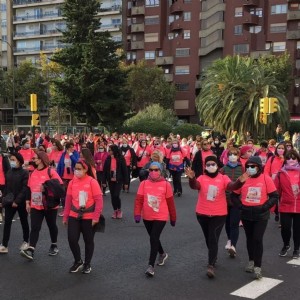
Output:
[0,128,299,279]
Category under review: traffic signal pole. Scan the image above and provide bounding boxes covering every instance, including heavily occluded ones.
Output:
[30,94,39,148]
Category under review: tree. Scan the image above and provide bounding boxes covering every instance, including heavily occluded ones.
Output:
[51,0,129,127]
[125,60,176,111]
[196,55,290,139]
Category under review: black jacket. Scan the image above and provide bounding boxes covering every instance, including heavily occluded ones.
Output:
[4,167,30,205]
[1,153,10,176]
[102,156,128,184]
[192,150,204,178]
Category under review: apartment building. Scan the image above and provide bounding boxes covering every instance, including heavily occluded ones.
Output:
[123,0,300,122]
[0,0,123,129]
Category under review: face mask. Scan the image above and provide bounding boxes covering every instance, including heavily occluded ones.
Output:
[286,146,292,151]
[277,149,284,156]
[24,144,30,149]
[98,148,104,152]
[123,144,128,148]
[74,170,85,178]
[172,144,178,148]
[10,161,17,168]
[149,171,161,180]
[246,167,257,176]
[228,154,238,162]
[286,159,298,166]
[214,141,219,144]
[205,165,218,173]
[141,144,146,148]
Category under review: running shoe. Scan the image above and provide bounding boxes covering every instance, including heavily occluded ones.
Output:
[116,210,123,219]
[206,265,215,278]
[225,240,231,250]
[254,267,262,280]
[293,250,299,259]
[0,245,8,254]
[245,260,254,273]
[112,211,117,219]
[82,263,92,274]
[48,244,59,256]
[228,245,236,258]
[69,260,84,273]
[58,211,64,217]
[145,265,154,277]
[20,242,29,251]
[279,245,291,257]
[177,192,182,197]
[20,248,34,260]
[157,253,168,266]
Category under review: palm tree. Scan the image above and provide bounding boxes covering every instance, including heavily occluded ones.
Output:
[196,55,290,141]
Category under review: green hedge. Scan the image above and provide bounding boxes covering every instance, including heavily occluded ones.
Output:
[123,120,172,136]
[173,123,204,138]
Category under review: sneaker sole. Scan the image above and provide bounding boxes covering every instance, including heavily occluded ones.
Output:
[0,251,8,254]
[20,251,33,260]
[145,271,154,277]
[70,265,84,273]
[49,251,59,256]
[82,268,92,274]
[157,253,168,266]
[207,271,215,278]
[228,249,236,258]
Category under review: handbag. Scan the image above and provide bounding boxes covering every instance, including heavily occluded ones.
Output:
[94,214,106,233]
[2,193,14,207]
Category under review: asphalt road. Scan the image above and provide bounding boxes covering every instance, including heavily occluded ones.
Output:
[0,178,299,300]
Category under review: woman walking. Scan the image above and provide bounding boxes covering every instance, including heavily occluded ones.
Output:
[134,162,176,277]
[63,160,103,274]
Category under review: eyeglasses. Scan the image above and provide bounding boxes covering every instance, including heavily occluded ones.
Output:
[206,163,216,167]
[246,164,257,169]
[154,143,159,146]
[149,169,160,172]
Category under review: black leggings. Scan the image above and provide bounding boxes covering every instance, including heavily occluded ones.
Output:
[123,166,131,190]
[96,171,106,193]
[280,213,300,250]
[29,208,58,248]
[170,170,182,194]
[197,215,226,266]
[225,206,241,247]
[108,181,122,210]
[68,217,95,264]
[242,219,268,268]
[2,204,29,247]
[143,220,166,267]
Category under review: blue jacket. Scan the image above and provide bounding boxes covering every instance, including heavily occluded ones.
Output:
[57,150,79,177]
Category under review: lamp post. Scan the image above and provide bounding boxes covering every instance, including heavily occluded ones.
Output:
[0,38,15,127]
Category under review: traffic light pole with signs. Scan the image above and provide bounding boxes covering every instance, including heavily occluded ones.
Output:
[259,97,279,125]
[30,94,39,146]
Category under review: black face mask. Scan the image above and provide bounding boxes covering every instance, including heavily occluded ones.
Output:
[30,161,38,168]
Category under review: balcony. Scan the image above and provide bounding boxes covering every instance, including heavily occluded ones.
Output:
[98,4,122,14]
[14,43,67,54]
[170,0,184,14]
[199,40,224,56]
[200,3,225,20]
[14,29,62,39]
[164,74,173,82]
[242,12,259,25]
[287,30,300,40]
[13,0,64,8]
[131,6,145,16]
[131,41,144,50]
[14,11,62,23]
[155,56,174,65]
[131,23,145,33]
[287,11,300,21]
[199,22,225,38]
[250,50,272,59]
[170,19,183,31]
[242,0,259,6]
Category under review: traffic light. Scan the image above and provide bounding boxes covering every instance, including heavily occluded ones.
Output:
[269,97,279,113]
[31,113,40,126]
[259,113,268,124]
[30,94,37,112]
[259,97,269,114]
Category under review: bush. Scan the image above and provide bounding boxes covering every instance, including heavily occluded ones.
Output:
[173,123,204,138]
[123,120,172,136]
[288,122,300,135]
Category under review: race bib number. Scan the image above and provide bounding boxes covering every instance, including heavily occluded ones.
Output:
[32,192,43,206]
[171,154,180,163]
[292,184,299,198]
[207,185,218,201]
[64,158,71,167]
[245,187,261,204]
[147,194,160,212]
[260,156,267,165]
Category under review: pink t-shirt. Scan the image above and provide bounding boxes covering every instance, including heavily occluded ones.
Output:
[123,149,132,167]
[48,150,63,168]
[28,168,63,210]
[137,179,173,221]
[136,146,151,168]
[196,173,231,216]
[237,174,276,206]
[19,148,35,171]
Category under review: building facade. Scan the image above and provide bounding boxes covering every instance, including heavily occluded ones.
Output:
[123,0,300,122]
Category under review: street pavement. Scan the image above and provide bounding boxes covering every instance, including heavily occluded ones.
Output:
[0,177,299,300]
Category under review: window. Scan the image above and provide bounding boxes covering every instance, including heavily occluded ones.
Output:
[132,52,137,60]
[145,33,159,42]
[1,4,6,11]
[271,4,287,15]
[234,25,243,35]
[273,42,286,52]
[146,0,159,7]
[168,33,174,40]
[2,110,13,124]
[183,30,190,39]
[250,8,263,17]
[175,83,189,91]
[270,23,287,33]
[175,66,190,75]
[145,16,159,25]
[233,44,249,54]
[249,26,262,33]
[1,20,6,28]
[158,50,163,57]
[176,48,190,57]
[184,0,192,3]
[183,12,191,21]
[145,51,155,60]
[235,7,243,17]
[1,35,7,42]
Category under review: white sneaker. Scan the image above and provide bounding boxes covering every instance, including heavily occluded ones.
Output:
[0,245,8,254]
[225,240,231,250]
[228,245,236,258]
[0,213,3,223]
[20,242,29,251]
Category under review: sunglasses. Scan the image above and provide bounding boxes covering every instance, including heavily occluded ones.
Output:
[206,163,216,167]
[246,164,257,169]
[149,169,160,172]
[154,143,159,146]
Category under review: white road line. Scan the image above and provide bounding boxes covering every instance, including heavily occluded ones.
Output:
[287,259,300,265]
[230,277,283,299]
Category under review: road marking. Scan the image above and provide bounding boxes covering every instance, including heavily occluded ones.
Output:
[287,259,300,265]
[230,277,283,299]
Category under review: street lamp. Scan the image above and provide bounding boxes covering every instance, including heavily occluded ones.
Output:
[0,38,15,127]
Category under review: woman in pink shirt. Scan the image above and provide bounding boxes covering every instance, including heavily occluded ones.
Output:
[134,162,176,277]
[94,141,109,194]
[63,160,103,274]
[48,139,64,170]
[186,155,247,279]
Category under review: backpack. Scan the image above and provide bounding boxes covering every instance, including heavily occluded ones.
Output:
[42,168,65,209]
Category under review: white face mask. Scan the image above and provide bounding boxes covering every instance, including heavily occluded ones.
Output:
[246,167,257,176]
[228,154,238,162]
[74,170,85,178]
[206,165,218,173]
[122,144,128,147]
[98,148,104,152]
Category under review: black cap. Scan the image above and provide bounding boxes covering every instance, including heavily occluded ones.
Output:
[205,155,218,164]
[246,156,262,167]
[10,152,24,165]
